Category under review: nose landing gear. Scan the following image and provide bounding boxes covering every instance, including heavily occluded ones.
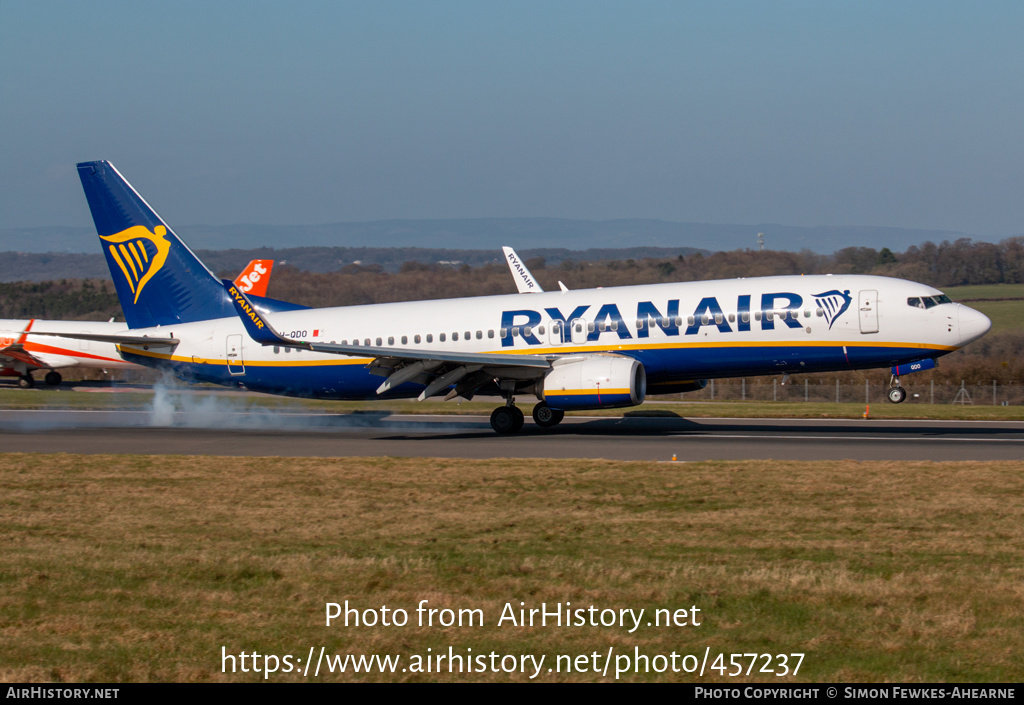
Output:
[887,374,907,404]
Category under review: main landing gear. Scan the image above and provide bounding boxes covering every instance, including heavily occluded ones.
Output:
[488,385,565,434]
[887,374,907,404]
[45,371,62,386]
[531,402,564,428]
[489,402,566,434]
[18,374,34,389]
[490,405,524,434]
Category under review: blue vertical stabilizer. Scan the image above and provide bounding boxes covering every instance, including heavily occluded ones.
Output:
[77,161,236,329]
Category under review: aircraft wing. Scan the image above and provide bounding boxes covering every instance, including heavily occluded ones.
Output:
[0,320,49,368]
[223,280,555,399]
[0,342,48,368]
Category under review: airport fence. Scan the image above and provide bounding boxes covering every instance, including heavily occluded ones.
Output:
[674,379,1023,406]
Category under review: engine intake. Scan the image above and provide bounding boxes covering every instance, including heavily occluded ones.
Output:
[541,355,646,410]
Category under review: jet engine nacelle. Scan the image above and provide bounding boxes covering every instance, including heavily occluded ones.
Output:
[540,355,646,410]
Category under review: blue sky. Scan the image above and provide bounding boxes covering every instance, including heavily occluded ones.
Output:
[2,1,1023,237]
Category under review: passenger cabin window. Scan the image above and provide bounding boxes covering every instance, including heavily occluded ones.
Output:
[440,333,446,342]
[452,332,459,341]
[414,335,421,344]
[741,312,750,323]
[388,337,394,345]
[488,330,494,339]
[401,336,408,344]
[476,330,482,339]
[426,334,433,343]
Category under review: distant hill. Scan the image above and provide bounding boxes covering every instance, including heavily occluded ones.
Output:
[0,218,984,256]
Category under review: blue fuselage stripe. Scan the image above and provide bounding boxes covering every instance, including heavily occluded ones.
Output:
[122,342,940,400]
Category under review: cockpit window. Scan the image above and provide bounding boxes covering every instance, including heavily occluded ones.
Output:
[908,295,952,309]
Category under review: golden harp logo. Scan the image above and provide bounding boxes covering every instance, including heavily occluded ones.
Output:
[100,225,171,304]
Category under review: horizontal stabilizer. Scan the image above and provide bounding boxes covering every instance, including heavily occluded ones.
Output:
[31,331,179,346]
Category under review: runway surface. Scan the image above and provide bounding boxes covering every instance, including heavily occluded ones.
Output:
[3,408,1023,461]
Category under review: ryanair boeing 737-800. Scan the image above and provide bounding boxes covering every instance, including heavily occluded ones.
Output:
[38,161,991,433]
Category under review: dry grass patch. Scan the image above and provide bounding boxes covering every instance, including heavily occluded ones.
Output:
[1,454,1022,682]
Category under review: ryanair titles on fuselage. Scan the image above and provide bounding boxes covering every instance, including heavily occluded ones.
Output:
[499,290,845,347]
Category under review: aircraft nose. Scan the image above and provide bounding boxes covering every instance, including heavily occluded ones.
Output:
[957,304,992,346]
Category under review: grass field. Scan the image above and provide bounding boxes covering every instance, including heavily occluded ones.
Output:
[2,454,1023,682]
[945,284,1024,334]
[944,283,1024,301]
[1,386,1022,420]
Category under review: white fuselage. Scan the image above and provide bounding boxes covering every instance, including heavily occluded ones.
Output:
[111,274,990,400]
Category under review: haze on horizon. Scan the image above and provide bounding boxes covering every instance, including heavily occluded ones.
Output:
[2,1,1022,242]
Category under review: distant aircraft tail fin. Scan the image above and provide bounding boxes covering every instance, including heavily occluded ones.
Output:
[233,259,274,298]
[502,246,544,293]
[76,160,236,329]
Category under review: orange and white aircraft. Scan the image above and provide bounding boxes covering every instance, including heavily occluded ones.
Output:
[0,260,276,387]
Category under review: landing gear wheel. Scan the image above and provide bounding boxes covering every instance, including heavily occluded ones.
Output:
[887,386,907,404]
[490,406,525,434]
[532,402,565,428]
[45,371,62,386]
[18,375,34,389]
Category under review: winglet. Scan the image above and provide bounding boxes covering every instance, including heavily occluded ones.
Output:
[222,279,307,348]
[16,319,35,344]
